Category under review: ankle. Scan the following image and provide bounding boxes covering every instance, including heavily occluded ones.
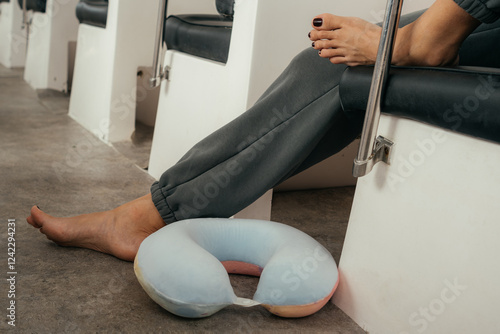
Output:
[392,22,458,67]
[392,0,480,67]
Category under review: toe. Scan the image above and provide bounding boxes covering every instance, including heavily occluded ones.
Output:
[27,206,42,228]
[318,47,344,59]
[311,13,342,31]
[312,34,340,50]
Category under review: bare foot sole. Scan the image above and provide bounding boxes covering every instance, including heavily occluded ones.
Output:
[26,194,165,261]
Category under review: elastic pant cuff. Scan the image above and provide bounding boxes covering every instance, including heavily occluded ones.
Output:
[151,181,177,224]
[454,0,500,23]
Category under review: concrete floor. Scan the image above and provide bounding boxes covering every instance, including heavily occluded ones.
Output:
[0,65,364,333]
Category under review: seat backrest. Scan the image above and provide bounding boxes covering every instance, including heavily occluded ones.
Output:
[75,0,108,29]
[17,0,46,12]
[216,0,234,18]
[81,0,108,3]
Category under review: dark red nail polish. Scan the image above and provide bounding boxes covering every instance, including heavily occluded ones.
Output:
[312,42,315,48]
[313,18,323,27]
[318,50,322,55]
[308,32,311,38]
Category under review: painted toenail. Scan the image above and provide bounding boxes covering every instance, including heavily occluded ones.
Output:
[318,50,322,55]
[313,18,323,27]
[312,42,315,48]
[308,32,311,38]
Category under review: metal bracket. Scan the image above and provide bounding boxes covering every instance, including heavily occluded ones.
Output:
[150,0,169,88]
[149,65,170,87]
[353,136,394,177]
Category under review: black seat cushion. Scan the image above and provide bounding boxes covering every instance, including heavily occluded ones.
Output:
[17,0,46,12]
[339,66,500,144]
[164,14,232,64]
[216,0,235,18]
[75,0,108,28]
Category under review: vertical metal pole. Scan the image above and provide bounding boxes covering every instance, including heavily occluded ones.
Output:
[22,0,30,56]
[22,0,27,26]
[352,0,404,177]
[150,0,168,88]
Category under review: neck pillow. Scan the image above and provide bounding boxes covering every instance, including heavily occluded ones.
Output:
[134,218,339,318]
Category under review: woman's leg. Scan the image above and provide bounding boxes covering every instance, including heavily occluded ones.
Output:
[150,4,474,223]
[289,10,426,177]
[151,47,352,222]
[27,48,353,261]
[458,18,500,67]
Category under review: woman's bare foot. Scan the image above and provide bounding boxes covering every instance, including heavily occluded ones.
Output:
[309,0,480,67]
[309,14,382,66]
[26,194,165,261]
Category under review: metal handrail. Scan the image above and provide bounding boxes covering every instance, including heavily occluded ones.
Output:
[22,0,27,26]
[352,0,404,177]
[22,0,30,56]
[150,0,169,88]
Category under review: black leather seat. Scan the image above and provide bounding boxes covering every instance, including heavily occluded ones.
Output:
[75,0,108,28]
[340,66,500,145]
[339,17,500,145]
[17,0,46,12]
[164,0,234,64]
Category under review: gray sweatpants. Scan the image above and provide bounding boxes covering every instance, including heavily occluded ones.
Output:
[151,10,500,224]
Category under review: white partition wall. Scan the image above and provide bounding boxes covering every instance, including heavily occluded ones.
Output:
[69,0,161,143]
[22,0,80,92]
[0,0,27,68]
[333,115,500,334]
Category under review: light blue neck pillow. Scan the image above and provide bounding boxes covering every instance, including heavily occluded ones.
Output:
[134,218,339,318]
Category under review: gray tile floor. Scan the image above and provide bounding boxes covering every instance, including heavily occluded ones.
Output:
[0,65,364,333]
